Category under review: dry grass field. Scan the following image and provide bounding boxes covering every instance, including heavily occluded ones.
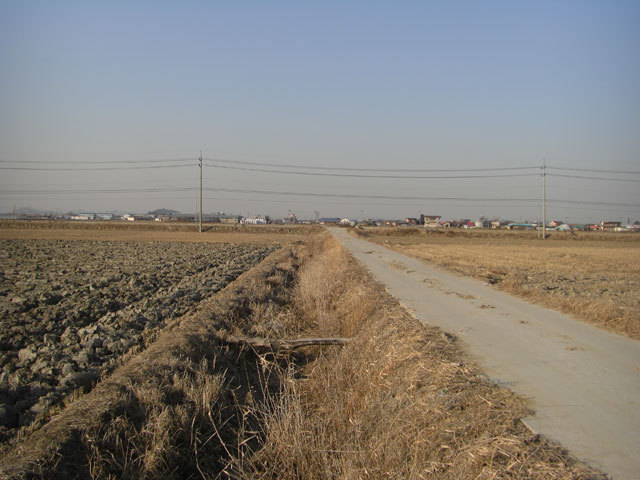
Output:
[0,220,318,244]
[0,224,606,478]
[353,227,640,339]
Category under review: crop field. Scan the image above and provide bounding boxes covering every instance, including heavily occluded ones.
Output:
[0,224,605,479]
[0,220,317,244]
[353,227,640,339]
[0,238,276,440]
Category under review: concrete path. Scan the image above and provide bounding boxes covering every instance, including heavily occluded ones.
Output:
[330,228,640,480]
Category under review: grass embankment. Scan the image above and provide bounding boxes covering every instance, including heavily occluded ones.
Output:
[0,233,605,479]
[0,244,307,478]
[354,227,640,339]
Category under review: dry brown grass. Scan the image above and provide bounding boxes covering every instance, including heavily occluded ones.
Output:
[0,244,308,479]
[232,235,606,479]
[354,227,640,339]
[0,220,318,244]
[0,231,607,479]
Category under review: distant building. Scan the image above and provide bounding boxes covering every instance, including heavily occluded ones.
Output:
[318,217,341,225]
[96,213,113,220]
[506,223,536,230]
[70,213,94,220]
[243,216,267,225]
[601,221,621,231]
[420,214,441,228]
[220,215,242,224]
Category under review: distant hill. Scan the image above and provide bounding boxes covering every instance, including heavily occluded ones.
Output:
[149,208,180,216]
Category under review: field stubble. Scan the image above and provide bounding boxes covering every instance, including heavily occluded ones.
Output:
[0,220,319,245]
[354,228,640,339]
[0,239,276,440]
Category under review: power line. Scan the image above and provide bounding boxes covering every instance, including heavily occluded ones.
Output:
[549,166,640,175]
[203,162,540,179]
[0,158,194,165]
[204,157,540,173]
[0,186,541,202]
[200,196,637,210]
[210,187,539,202]
[548,199,640,207]
[0,164,196,171]
[549,173,640,183]
[2,185,637,207]
[2,155,638,176]
[3,162,637,182]
[199,187,640,207]
[0,187,196,194]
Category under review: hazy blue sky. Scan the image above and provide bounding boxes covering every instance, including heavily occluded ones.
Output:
[1,0,639,222]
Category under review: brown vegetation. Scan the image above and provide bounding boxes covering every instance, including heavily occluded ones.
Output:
[0,229,606,478]
[233,234,604,479]
[0,244,307,478]
[0,239,275,440]
[0,220,319,244]
[354,227,640,339]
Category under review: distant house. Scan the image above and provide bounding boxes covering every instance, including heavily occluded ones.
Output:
[339,218,355,227]
[220,215,242,224]
[96,213,113,220]
[318,217,341,225]
[420,214,441,228]
[490,221,501,229]
[601,221,621,231]
[506,223,536,230]
[243,217,267,225]
[405,218,419,225]
[69,213,95,220]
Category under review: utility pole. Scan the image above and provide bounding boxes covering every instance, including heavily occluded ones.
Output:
[199,151,203,233]
[542,162,547,240]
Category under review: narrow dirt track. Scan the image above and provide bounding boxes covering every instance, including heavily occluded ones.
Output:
[331,228,640,480]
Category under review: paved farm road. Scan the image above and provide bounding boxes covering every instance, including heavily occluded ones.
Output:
[330,228,640,480]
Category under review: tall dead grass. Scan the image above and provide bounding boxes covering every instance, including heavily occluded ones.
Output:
[233,235,605,479]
